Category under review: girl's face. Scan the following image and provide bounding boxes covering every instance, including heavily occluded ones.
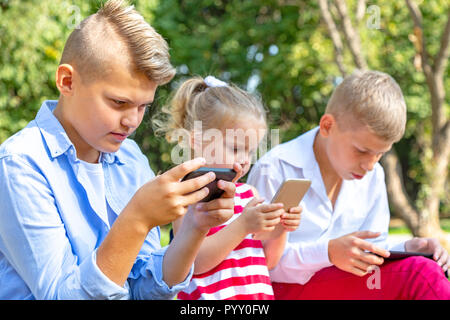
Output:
[197,117,266,177]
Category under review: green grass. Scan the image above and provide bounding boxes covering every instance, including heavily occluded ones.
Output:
[441,219,450,232]
[388,226,413,235]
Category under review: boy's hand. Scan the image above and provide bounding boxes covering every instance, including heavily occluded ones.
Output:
[128,157,216,229]
[240,198,284,235]
[280,206,302,231]
[186,179,236,232]
[328,231,390,277]
[405,237,449,273]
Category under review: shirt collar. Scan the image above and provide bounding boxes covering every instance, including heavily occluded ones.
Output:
[35,100,125,165]
[277,126,319,170]
[101,152,124,165]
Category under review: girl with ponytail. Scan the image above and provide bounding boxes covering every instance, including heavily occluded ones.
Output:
[157,75,302,300]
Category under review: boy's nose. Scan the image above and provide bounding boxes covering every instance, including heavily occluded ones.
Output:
[361,154,380,172]
[121,109,139,129]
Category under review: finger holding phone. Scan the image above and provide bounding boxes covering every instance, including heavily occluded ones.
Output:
[185,178,238,232]
[239,198,285,236]
[252,179,309,270]
[327,231,391,277]
[251,205,303,241]
[172,164,241,234]
[405,237,450,273]
[280,206,302,232]
[258,179,309,238]
[98,157,225,287]
[158,162,241,286]
[128,157,215,228]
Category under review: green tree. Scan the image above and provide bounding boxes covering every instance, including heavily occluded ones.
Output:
[1,0,448,244]
[0,0,99,141]
[317,0,450,247]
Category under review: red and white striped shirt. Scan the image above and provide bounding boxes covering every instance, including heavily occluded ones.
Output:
[177,183,274,300]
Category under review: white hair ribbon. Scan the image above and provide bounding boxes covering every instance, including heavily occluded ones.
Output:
[204,75,228,88]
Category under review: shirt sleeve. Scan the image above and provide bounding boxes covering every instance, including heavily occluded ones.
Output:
[123,142,194,299]
[0,155,129,299]
[269,239,332,284]
[127,229,194,300]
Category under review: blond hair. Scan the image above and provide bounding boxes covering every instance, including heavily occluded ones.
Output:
[60,0,175,84]
[156,76,266,143]
[326,70,407,142]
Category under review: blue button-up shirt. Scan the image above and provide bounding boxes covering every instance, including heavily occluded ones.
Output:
[0,100,192,299]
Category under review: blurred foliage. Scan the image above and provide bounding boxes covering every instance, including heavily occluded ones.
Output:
[0,0,448,214]
[0,0,97,140]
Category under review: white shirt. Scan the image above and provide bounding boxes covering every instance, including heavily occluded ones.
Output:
[78,155,118,228]
[247,127,404,284]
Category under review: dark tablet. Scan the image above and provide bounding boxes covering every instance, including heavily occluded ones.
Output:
[378,251,447,278]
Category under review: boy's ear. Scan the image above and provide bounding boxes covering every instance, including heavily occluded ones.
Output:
[55,64,75,96]
[319,113,336,137]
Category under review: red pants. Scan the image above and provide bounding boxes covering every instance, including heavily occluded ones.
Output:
[273,257,450,300]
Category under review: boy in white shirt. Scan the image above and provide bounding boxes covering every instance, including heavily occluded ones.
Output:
[248,70,450,299]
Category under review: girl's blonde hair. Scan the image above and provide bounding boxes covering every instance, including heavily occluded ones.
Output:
[156,76,267,143]
[326,70,407,142]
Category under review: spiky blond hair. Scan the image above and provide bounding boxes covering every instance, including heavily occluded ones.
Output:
[60,0,175,84]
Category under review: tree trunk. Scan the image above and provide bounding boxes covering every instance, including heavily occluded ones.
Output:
[405,0,450,250]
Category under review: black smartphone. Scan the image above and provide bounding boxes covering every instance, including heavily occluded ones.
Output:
[181,167,237,202]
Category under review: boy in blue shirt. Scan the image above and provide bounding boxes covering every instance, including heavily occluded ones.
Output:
[0,0,238,299]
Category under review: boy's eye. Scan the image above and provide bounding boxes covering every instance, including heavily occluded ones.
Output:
[113,99,126,106]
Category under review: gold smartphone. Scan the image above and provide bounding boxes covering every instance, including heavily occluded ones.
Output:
[271,179,312,210]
